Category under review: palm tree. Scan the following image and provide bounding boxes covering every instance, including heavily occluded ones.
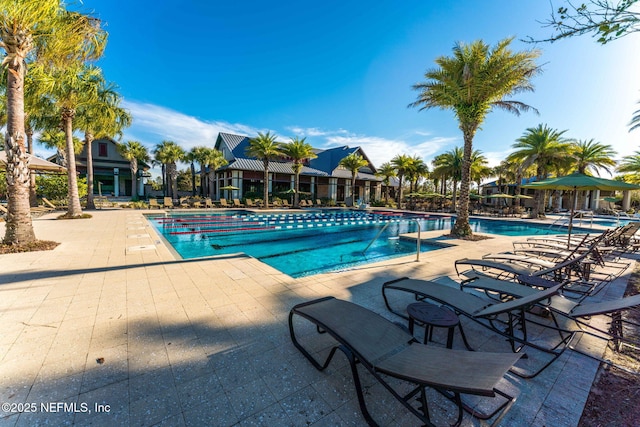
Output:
[118,141,149,201]
[375,162,396,205]
[390,154,413,205]
[410,37,541,237]
[570,139,617,175]
[508,124,573,217]
[75,78,131,209]
[616,150,640,183]
[38,130,83,168]
[283,137,317,208]
[339,152,369,206]
[469,150,491,193]
[245,131,283,209]
[432,147,464,211]
[154,141,185,200]
[630,101,640,132]
[188,146,209,197]
[200,148,227,198]
[36,64,106,217]
[0,2,106,243]
[405,156,429,209]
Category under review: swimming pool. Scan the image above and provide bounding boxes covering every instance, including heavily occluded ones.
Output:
[147,210,581,278]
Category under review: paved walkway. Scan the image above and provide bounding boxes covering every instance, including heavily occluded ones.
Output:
[0,209,634,426]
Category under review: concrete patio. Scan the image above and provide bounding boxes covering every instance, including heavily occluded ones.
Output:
[0,209,634,426]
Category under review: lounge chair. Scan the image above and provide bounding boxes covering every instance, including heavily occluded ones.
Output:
[460,275,640,352]
[382,277,572,378]
[315,199,323,207]
[281,199,290,208]
[289,296,520,426]
[245,198,256,208]
[218,198,229,208]
[0,204,8,217]
[41,197,61,210]
[232,198,244,208]
[179,197,191,208]
[163,197,174,209]
[204,198,214,208]
[148,198,161,209]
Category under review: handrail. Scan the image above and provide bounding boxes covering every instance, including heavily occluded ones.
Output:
[362,222,391,254]
[362,219,421,261]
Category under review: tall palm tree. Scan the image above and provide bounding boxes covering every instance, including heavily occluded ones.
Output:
[154,141,185,200]
[469,150,491,193]
[390,154,413,205]
[36,64,105,217]
[375,162,396,205]
[616,150,640,183]
[201,148,227,199]
[38,130,82,168]
[405,156,429,208]
[183,150,198,196]
[283,137,317,208]
[245,131,283,209]
[118,141,149,201]
[0,1,106,243]
[75,78,131,209]
[570,139,617,175]
[339,152,369,206]
[188,146,210,197]
[508,124,573,217]
[410,37,541,237]
[432,147,464,211]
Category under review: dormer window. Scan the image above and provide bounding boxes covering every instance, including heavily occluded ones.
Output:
[98,142,108,157]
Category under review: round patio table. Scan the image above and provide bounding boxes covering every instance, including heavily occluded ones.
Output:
[407,302,461,349]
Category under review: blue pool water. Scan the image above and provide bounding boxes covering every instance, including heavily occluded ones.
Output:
[147,210,580,278]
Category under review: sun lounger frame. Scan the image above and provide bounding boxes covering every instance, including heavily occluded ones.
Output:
[289,296,520,427]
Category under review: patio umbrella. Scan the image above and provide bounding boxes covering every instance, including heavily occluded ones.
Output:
[0,151,66,173]
[523,172,640,246]
[486,193,515,199]
[514,194,533,199]
[219,185,240,191]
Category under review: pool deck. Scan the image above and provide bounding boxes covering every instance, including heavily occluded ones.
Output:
[0,208,636,426]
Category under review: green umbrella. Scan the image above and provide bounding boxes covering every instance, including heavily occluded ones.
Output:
[514,194,533,199]
[523,172,640,245]
[219,185,240,191]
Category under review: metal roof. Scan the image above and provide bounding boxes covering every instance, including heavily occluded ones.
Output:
[220,158,329,176]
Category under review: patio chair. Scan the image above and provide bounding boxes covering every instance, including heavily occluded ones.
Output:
[289,296,520,426]
[382,277,572,378]
[218,198,229,208]
[245,198,256,208]
[315,199,323,207]
[41,197,62,210]
[460,274,640,353]
[281,199,291,208]
[232,198,244,208]
[0,204,7,217]
[148,198,161,209]
[163,197,174,208]
[179,197,191,208]
[204,197,214,208]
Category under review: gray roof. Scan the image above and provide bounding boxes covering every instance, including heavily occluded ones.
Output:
[215,132,381,181]
[221,158,329,176]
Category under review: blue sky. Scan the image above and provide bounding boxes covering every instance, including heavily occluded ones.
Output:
[55,0,640,176]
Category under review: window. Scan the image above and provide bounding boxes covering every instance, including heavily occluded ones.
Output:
[98,143,108,157]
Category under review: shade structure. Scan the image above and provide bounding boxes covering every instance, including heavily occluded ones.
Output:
[0,151,66,173]
[486,193,515,199]
[523,172,640,245]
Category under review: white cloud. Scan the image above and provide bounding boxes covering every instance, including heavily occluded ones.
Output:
[320,133,456,167]
[120,101,459,171]
[122,100,265,151]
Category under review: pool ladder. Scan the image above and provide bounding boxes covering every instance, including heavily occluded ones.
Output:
[362,219,421,261]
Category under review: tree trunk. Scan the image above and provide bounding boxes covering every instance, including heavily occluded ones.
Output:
[130,158,138,201]
[200,164,206,197]
[208,169,215,199]
[85,132,96,209]
[396,174,404,206]
[3,63,36,245]
[190,162,196,196]
[169,162,177,200]
[26,128,38,207]
[263,160,270,209]
[294,170,300,208]
[451,131,473,237]
[63,112,83,217]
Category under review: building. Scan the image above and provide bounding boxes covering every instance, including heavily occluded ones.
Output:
[49,137,150,198]
[212,132,385,204]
